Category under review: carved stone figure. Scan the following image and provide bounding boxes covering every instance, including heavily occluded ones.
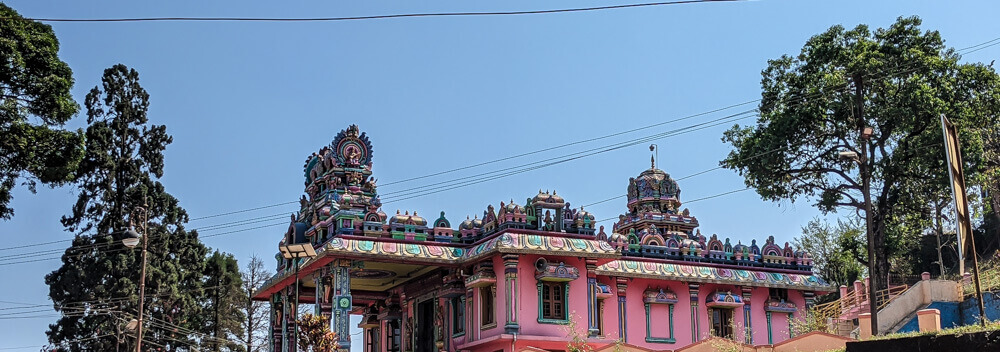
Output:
[627,177,638,199]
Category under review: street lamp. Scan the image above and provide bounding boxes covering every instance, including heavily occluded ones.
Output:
[279,243,317,351]
[840,125,878,337]
[119,199,148,352]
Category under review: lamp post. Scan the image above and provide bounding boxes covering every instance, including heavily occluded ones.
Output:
[280,243,317,351]
[840,124,878,337]
[120,198,148,352]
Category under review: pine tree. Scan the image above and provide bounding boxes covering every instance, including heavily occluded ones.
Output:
[45,64,209,351]
[200,250,247,352]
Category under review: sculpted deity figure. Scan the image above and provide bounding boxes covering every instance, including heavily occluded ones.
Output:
[434,305,444,340]
[345,145,362,167]
[543,210,554,231]
[660,179,672,197]
[627,178,638,199]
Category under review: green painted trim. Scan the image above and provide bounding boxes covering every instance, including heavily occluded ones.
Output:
[766,311,773,345]
[645,337,676,344]
[537,317,571,325]
[536,281,570,324]
[644,302,676,344]
[669,304,675,340]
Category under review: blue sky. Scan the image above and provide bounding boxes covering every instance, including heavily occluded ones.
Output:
[1,0,999,350]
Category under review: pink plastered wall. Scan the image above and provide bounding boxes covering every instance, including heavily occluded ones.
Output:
[742,286,805,344]
[517,254,590,338]
[622,278,693,348]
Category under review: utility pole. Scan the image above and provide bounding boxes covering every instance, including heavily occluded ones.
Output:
[934,202,946,276]
[855,73,879,337]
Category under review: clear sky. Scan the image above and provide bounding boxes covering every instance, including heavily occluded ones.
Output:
[1,0,999,350]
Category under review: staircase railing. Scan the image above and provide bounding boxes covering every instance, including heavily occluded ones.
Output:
[809,282,911,337]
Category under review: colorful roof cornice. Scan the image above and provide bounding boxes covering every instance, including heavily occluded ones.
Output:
[596,259,834,292]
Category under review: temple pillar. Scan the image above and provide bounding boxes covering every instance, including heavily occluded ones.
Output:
[435,298,446,352]
[285,288,295,352]
[401,291,411,352]
[503,254,521,334]
[315,268,333,321]
[766,311,773,345]
[741,286,753,344]
[330,260,352,351]
[586,258,599,337]
[616,277,628,343]
[466,287,475,343]
[688,283,700,342]
[271,293,286,352]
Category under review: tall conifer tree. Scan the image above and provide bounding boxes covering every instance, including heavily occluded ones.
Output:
[45,65,209,351]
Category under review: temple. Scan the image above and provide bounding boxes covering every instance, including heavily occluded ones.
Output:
[252,125,834,352]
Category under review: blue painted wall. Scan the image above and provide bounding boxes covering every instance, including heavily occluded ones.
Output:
[960,291,1000,325]
[897,302,961,333]
[897,292,1000,333]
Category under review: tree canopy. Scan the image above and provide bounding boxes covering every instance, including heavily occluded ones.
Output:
[45,65,241,351]
[0,3,83,220]
[722,16,1000,296]
[795,218,865,289]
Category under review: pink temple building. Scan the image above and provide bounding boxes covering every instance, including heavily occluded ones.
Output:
[253,125,834,352]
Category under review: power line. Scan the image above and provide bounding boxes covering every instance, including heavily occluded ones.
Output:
[11,0,746,23]
[380,109,756,199]
[0,37,991,256]
[381,111,757,203]
[189,201,297,221]
[593,187,751,224]
[380,100,759,188]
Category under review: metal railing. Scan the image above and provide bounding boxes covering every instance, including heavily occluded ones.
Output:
[810,283,911,336]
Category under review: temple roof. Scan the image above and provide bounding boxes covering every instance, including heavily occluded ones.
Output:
[257,126,831,300]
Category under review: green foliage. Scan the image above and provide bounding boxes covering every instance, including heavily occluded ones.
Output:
[44,65,224,351]
[722,16,1000,297]
[868,318,1000,341]
[296,314,338,352]
[564,312,595,352]
[200,251,247,352]
[789,308,828,336]
[796,217,866,287]
[0,3,83,220]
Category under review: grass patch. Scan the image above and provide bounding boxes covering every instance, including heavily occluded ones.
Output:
[867,319,1000,341]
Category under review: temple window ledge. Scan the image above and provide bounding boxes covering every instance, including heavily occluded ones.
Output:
[451,331,465,338]
[537,318,570,325]
[645,337,676,344]
[481,322,497,330]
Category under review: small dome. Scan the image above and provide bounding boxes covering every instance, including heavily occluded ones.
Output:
[504,199,524,213]
[680,238,704,250]
[532,190,565,205]
[389,210,427,226]
[627,168,680,204]
[459,216,480,230]
[608,232,627,243]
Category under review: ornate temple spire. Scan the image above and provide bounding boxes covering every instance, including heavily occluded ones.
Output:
[650,144,658,169]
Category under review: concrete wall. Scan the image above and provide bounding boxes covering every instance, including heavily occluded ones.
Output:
[877,280,961,332]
